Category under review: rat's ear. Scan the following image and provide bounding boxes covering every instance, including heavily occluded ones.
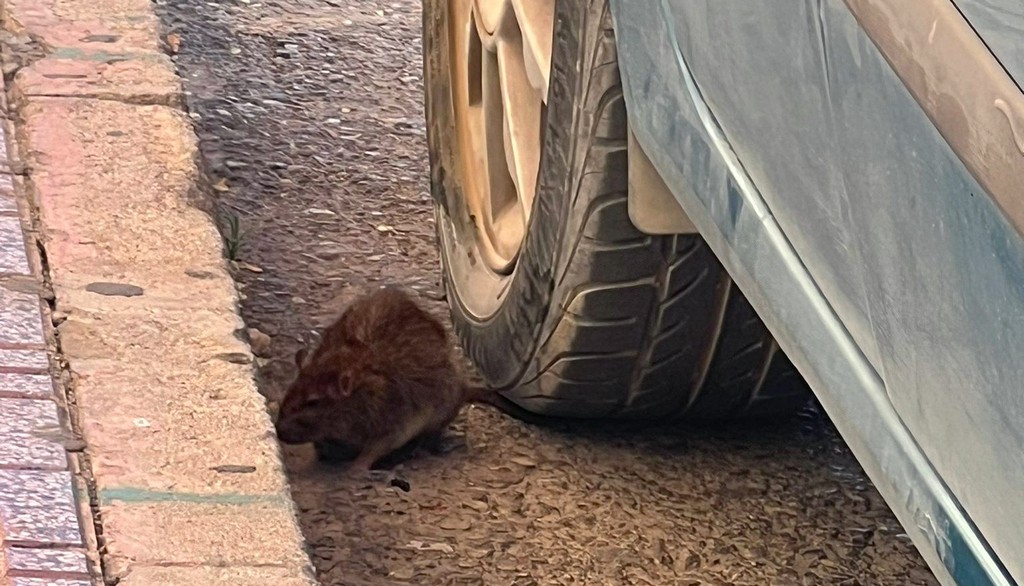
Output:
[336,372,353,398]
[294,348,307,368]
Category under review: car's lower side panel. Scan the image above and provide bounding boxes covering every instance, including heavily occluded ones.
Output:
[608,0,1021,583]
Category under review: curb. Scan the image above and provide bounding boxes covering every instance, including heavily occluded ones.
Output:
[0,0,317,583]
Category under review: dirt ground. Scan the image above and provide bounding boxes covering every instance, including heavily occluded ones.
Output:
[155,0,939,584]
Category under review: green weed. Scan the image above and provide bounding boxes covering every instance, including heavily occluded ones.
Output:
[222,211,245,261]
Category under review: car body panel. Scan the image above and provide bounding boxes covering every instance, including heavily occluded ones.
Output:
[608,0,1023,583]
[952,0,1024,89]
[843,0,1024,242]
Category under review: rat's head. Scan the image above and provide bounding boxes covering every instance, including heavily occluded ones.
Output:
[274,347,387,445]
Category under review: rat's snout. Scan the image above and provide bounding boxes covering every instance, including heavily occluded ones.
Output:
[274,415,313,445]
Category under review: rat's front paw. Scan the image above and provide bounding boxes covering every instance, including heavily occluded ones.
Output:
[349,467,390,487]
[314,439,359,463]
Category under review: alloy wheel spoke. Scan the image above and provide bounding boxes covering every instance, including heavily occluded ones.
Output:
[510,0,553,101]
[451,0,553,274]
[495,27,542,213]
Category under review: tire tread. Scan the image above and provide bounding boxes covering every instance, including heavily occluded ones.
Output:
[427,0,809,419]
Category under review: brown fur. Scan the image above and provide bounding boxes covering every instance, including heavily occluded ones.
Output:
[274,287,472,473]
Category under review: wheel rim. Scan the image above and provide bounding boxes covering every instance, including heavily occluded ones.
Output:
[449,0,554,275]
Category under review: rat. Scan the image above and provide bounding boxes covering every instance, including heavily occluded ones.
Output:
[274,286,527,474]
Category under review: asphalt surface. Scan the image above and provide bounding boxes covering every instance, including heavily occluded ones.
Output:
[155,0,940,584]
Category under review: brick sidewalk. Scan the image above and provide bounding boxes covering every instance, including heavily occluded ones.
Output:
[0,82,97,584]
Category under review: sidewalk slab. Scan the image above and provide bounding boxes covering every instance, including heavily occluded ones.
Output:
[0,397,67,470]
[118,566,315,586]
[3,0,318,579]
[4,0,179,105]
[0,288,44,347]
[101,501,311,576]
[0,349,49,373]
[0,86,95,584]
[14,106,316,581]
[3,546,90,575]
[20,98,235,307]
[0,373,56,399]
[23,97,295,497]
[0,470,82,545]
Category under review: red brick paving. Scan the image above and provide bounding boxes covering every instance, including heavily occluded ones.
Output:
[0,80,96,586]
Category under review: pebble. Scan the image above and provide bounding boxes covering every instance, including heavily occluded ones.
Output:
[85,282,144,297]
[63,438,87,452]
[438,515,472,531]
[214,352,251,364]
[509,456,537,468]
[247,327,273,357]
[212,464,258,474]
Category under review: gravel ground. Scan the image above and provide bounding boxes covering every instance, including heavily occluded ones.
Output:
[155,0,939,584]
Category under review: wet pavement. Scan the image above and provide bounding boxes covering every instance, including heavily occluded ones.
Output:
[155,0,940,584]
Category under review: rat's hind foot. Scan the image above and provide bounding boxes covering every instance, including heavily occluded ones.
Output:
[346,460,372,478]
[419,431,467,455]
[347,467,392,486]
[370,439,424,469]
[314,439,360,463]
[365,469,391,483]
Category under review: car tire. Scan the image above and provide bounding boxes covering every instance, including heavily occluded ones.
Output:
[423,0,809,419]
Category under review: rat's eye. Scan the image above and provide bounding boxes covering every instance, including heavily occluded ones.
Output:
[303,396,326,409]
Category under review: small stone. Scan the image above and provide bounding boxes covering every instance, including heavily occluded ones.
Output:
[438,515,471,531]
[185,268,218,279]
[314,246,346,261]
[306,207,336,216]
[211,464,256,474]
[85,282,144,297]
[405,540,453,553]
[63,438,87,452]
[213,352,251,364]
[50,311,68,326]
[248,327,272,357]
[388,568,413,580]
[166,33,181,53]
[509,456,537,468]
[83,34,119,43]
[236,261,264,273]
[390,477,411,492]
